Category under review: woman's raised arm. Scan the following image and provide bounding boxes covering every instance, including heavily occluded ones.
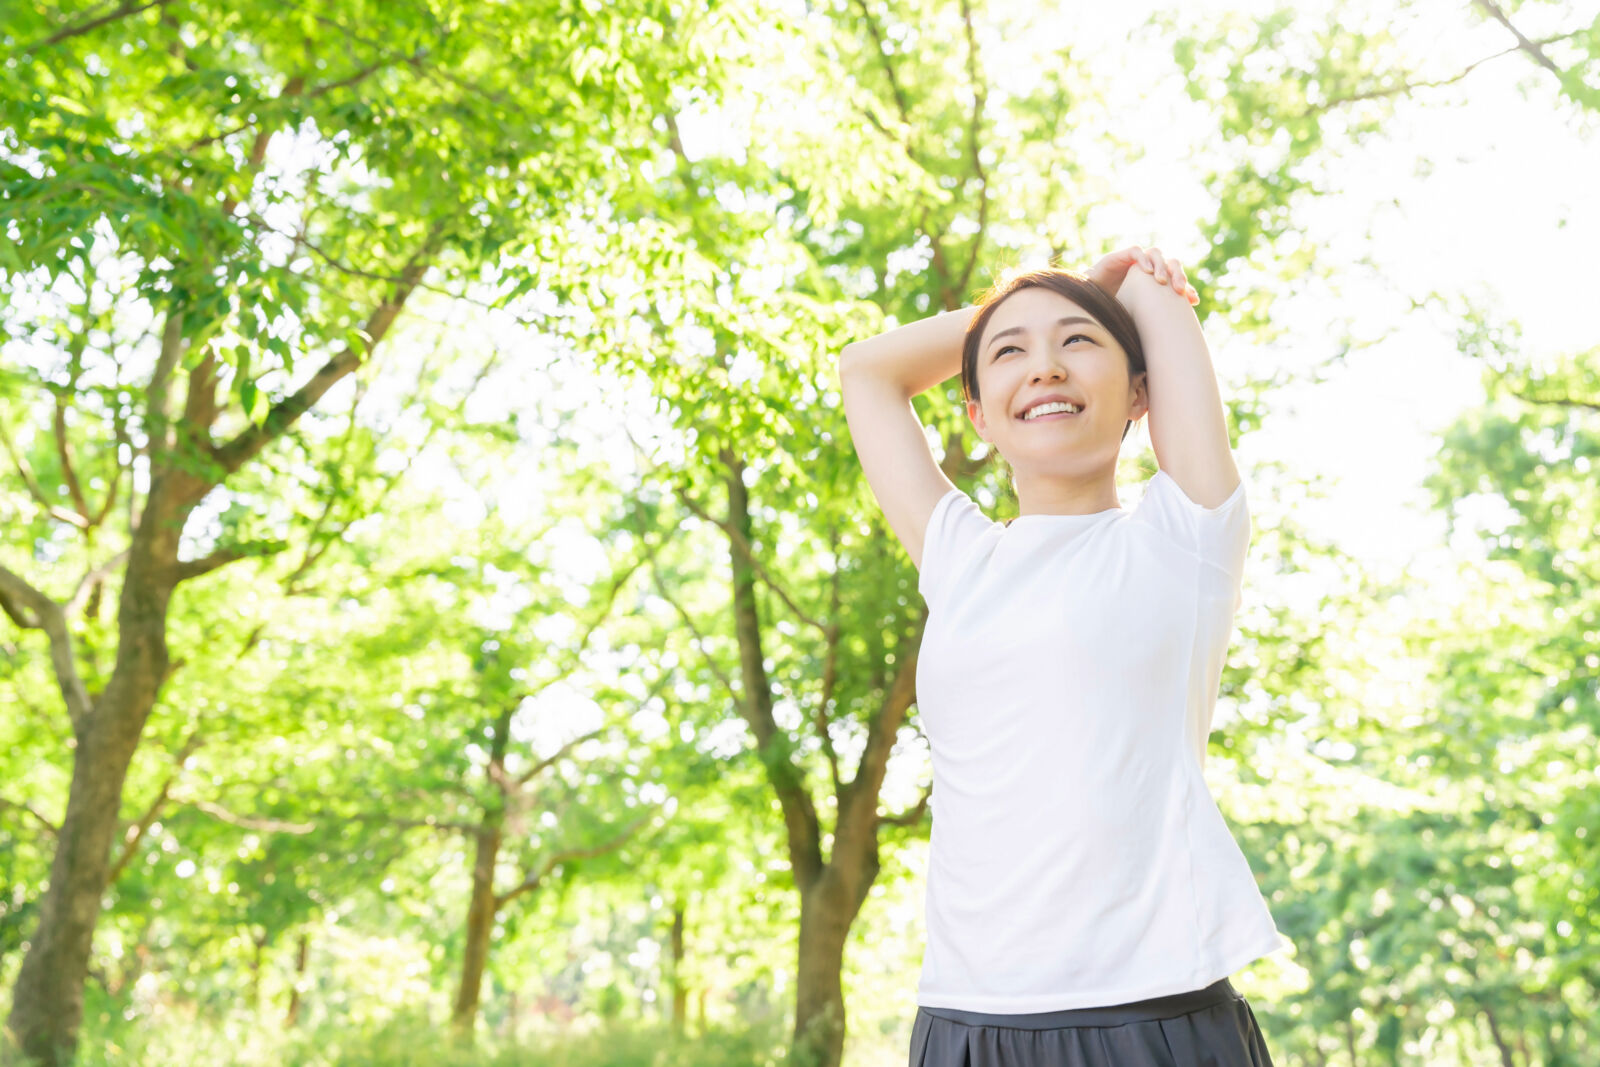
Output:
[836,307,976,571]
[1114,253,1239,510]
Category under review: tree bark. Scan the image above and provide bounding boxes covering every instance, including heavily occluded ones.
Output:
[451,703,512,1037]
[669,898,688,1036]
[285,931,310,1027]
[7,467,193,1067]
[1481,1006,1516,1067]
[450,822,504,1034]
[791,872,865,1067]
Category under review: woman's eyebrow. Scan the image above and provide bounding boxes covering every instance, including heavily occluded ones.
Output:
[986,315,1098,352]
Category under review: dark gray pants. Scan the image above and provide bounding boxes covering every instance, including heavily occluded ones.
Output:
[908,978,1274,1066]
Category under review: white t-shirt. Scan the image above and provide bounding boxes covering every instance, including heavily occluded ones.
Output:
[912,468,1289,1013]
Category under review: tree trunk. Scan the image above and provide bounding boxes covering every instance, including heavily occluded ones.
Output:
[285,931,311,1027]
[790,864,876,1067]
[669,899,688,1036]
[7,628,170,1065]
[451,821,505,1034]
[6,458,197,1067]
[711,447,912,1067]
[1482,1007,1516,1067]
[451,704,514,1037]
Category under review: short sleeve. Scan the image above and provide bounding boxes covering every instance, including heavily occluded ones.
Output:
[917,488,994,611]
[1134,468,1252,588]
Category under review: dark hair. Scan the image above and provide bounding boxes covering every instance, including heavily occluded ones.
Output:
[960,266,1147,445]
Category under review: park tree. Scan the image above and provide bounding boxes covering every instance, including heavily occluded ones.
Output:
[521,0,1290,1061]
[0,0,735,1060]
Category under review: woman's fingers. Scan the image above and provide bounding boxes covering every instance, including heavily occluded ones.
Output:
[1146,247,1166,283]
[1167,257,1185,289]
[1118,246,1199,302]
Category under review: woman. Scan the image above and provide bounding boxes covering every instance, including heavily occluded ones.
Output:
[838,246,1285,1066]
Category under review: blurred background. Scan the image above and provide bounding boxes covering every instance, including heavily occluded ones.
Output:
[1,0,1596,1064]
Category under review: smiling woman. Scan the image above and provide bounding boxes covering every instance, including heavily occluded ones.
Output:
[838,245,1284,1067]
[956,268,1149,520]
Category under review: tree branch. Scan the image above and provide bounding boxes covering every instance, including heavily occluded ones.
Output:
[0,417,90,528]
[515,726,607,788]
[349,812,483,834]
[673,488,831,634]
[53,336,92,523]
[878,781,931,827]
[10,0,173,58]
[1472,0,1568,80]
[107,731,204,885]
[209,240,437,478]
[186,54,427,152]
[66,550,129,617]
[815,526,854,802]
[0,796,59,837]
[184,798,314,834]
[493,812,653,908]
[144,311,186,469]
[0,563,93,729]
[1504,385,1600,412]
[174,541,287,583]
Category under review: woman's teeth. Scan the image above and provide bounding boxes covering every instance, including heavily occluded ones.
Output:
[1022,401,1082,420]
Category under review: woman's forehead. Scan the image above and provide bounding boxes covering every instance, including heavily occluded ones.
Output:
[980,288,1100,346]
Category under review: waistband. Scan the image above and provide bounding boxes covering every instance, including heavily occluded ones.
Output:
[917,978,1240,1030]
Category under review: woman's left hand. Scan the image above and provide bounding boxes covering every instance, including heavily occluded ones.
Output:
[1120,246,1199,305]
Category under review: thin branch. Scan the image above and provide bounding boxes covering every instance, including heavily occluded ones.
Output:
[210,236,438,478]
[10,0,173,58]
[1504,386,1600,412]
[185,55,424,152]
[1473,0,1568,79]
[349,812,489,834]
[878,782,931,827]
[92,399,128,528]
[851,0,915,132]
[633,534,742,710]
[66,550,128,617]
[173,541,287,583]
[816,542,843,798]
[494,812,653,908]
[0,563,93,728]
[673,489,831,634]
[184,798,314,834]
[0,796,59,836]
[0,417,90,528]
[516,726,606,788]
[53,334,92,522]
[107,731,204,885]
[1318,42,1525,110]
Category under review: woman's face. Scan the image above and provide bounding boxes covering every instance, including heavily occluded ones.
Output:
[967,286,1148,480]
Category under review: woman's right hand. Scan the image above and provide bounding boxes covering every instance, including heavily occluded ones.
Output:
[1087,246,1199,305]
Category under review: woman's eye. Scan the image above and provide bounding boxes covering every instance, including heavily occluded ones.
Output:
[996,335,1091,358]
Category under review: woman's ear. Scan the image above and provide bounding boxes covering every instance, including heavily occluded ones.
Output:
[966,397,990,442]
[1129,371,1150,422]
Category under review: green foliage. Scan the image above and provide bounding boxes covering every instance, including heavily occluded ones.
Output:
[5,0,1600,1064]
